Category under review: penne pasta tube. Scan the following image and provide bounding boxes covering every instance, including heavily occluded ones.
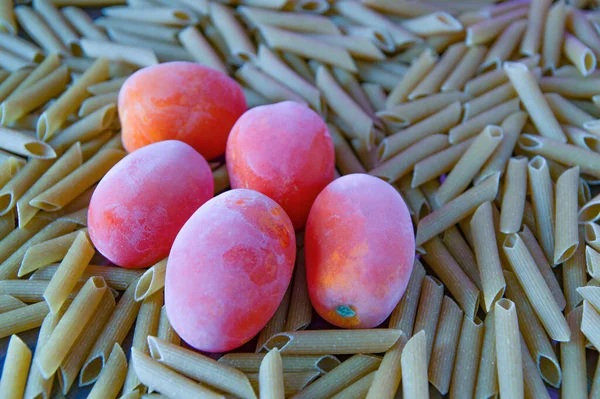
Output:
[259,347,284,399]
[364,334,405,399]
[463,82,517,121]
[63,6,108,41]
[389,259,426,335]
[428,296,463,395]
[415,172,500,247]
[131,348,223,399]
[565,125,600,153]
[412,275,444,366]
[239,6,339,35]
[157,306,179,347]
[449,315,484,398]
[148,337,256,399]
[0,49,33,72]
[0,217,50,266]
[0,68,33,103]
[263,329,403,355]
[77,92,118,117]
[568,8,600,59]
[520,334,550,399]
[441,45,487,92]
[330,371,376,399]
[0,128,56,159]
[527,156,555,262]
[0,295,25,314]
[401,11,462,36]
[361,83,386,112]
[0,301,49,339]
[208,3,253,64]
[87,76,127,96]
[80,39,158,67]
[0,334,32,399]
[283,246,312,332]
[587,246,600,280]
[409,43,467,99]
[35,276,108,378]
[328,124,366,175]
[411,138,473,189]
[102,5,197,25]
[0,0,16,34]
[541,0,567,71]
[362,0,442,16]
[316,66,373,148]
[290,354,381,399]
[304,33,384,61]
[481,20,527,71]
[236,63,307,106]
[474,311,498,399]
[8,53,60,100]
[134,259,166,302]
[280,52,313,84]
[564,32,597,77]
[33,0,79,53]
[448,98,520,144]
[96,17,177,44]
[386,48,437,108]
[437,126,503,205]
[545,93,595,128]
[504,61,566,142]
[503,233,570,341]
[256,286,291,352]
[442,226,482,289]
[471,202,506,312]
[521,0,552,56]
[50,104,117,152]
[587,223,600,252]
[494,299,524,399]
[500,157,528,234]
[0,158,55,216]
[259,24,356,72]
[582,300,600,350]
[30,149,125,212]
[400,331,428,399]
[14,6,68,54]
[20,227,83,275]
[466,8,528,45]
[369,134,449,184]
[355,61,403,91]
[539,76,600,98]
[555,166,580,264]
[0,31,43,63]
[560,307,587,398]
[465,55,539,96]
[87,343,127,399]
[581,193,600,223]
[218,353,340,375]
[80,132,114,160]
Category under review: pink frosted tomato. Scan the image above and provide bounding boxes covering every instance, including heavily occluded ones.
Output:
[305,174,415,328]
[88,140,213,269]
[165,188,296,352]
[226,101,335,229]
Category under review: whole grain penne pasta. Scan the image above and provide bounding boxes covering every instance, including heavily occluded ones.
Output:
[63,6,108,41]
[385,48,437,108]
[463,82,517,121]
[30,149,125,212]
[587,246,600,280]
[239,6,339,35]
[539,76,600,98]
[0,158,55,216]
[316,66,373,147]
[449,315,484,398]
[542,0,567,72]
[0,334,32,399]
[87,343,127,399]
[555,166,580,264]
[494,299,524,399]
[448,98,520,144]
[0,31,44,62]
[364,334,405,399]
[131,348,223,399]
[157,306,179,346]
[412,275,444,367]
[148,337,256,399]
[256,286,291,352]
[389,259,426,334]
[437,126,503,205]
[560,307,587,398]
[504,61,567,142]
[259,24,356,72]
[519,334,550,399]
[409,43,467,99]
[291,354,381,399]
[564,32,597,77]
[416,172,500,246]
[521,0,551,56]
[581,193,600,223]
[412,138,473,188]
[474,311,498,399]
[123,290,162,394]
[545,93,594,128]
[33,0,79,53]
[441,45,487,92]
[568,7,600,58]
[442,226,482,289]
[587,223,600,252]
[563,233,587,312]
[0,300,49,339]
[481,20,527,71]
[236,63,307,106]
[14,6,68,54]
[134,259,166,302]
[500,157,528,234]
[527,156,555,262]
[471,202,506,311]
[247,371,321,397]
[466,8,528,46]
[503,234,571,341]
[582,300,600,350]
[264,329,403,355]
[80,280,141,386]
[362,0,442,16]
[330,371,375,399]
[259,347,284,399]
[218,353,340,374]
[80,39,159,68]
[35,276,108,379]
[59,289,116,394]
[428,296,463,395]
[0,128,56,159]
[399,331,428,399]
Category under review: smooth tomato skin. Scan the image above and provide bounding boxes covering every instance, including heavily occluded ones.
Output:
[226,101,335,229]
[88,140,213,269]
[165,189,296,352]
[305,174,415,328]
[119,62,247,160]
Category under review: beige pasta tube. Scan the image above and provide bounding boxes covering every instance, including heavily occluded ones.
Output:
[284,245,312,333]
[259,24,356,72]
[256,286,291,352]
[0,49,33,72]
[466,8,528,46]
[35,276,108,378]
[561,307,587,399]
[0,334,32,399]
[401,11,462,36]
[363,334,405,399]
[316,66,373,148]
[481,20,527,71]
[0,69,33,103]
[471,202,506,312]
[389,259,426,335]
[80,39,159,68]
[587,246,600,280]
[474,311,498,399]
[236,63,307,106]
[411,138,473,189]
[33,0,79,53]
[442,226,482,290]
[328,124,365,176]
[239,6,339,34]
[0,128,56,159]
[567,7,600,58]
[521,0,552,56]
[504,62,566,142]
[409,43,467,99]
[50,104,117,151]
[0,295,25,314]
[134,259,166,302]
[102,6,197,25]
[441,45,487,92]
[218,353,340,374]
[563,229,586,312]
[23,310,60,399]
[385,48,437,108]
[582,300,600,350]
[527,156,555,262]
[20,228,82,275]
[14,6,68,54]
[0,0,16,34]
[449,98,520,144]
[0,301,49,339]
[157,306,179,346]
[503,234,571,341]
[330,371,376,399]
[30,149,125,212]
[564,33,597,77]
[415,172,500,247]
[500,157,528,234]
[539,76,600,98]
[78,92,118,117]
[494,299,524,399]
[542,0,567,72]
[80,132,114,161]
[87,343,127,399]
[148,336,255,399]
[0,158,54,216]
[290,354,381,399]
[62,6,108,41]
[0,31,44,63]
[555,166,580,264]
[412,275,444,367]
[587,224,600,252]
[9,53,61,99]
[80,281,141,386]
[355,61,403,91]
[463,82,517,121]
[259,347,284,399]
[88,77,127,96]
[465,55,539,96]
[264,329,402,355]
[449,315,484,398]
[399,331,428,399]
[545,93,594,128]
[96,17,178,44]
[428,296,463,395]
[304,34,384,61]
[209,2,255,64]
[37,57,109,141]
[131,348,223,399]
[362,83,387,112]
[0,216,50,266]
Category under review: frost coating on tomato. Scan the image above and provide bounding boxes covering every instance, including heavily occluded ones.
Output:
[165,189,296,352]
[88,140,213,269]
[226,101,335,229]
[305,173,415,329]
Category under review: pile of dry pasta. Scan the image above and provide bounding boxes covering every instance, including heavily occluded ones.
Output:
[2,0,600,397]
